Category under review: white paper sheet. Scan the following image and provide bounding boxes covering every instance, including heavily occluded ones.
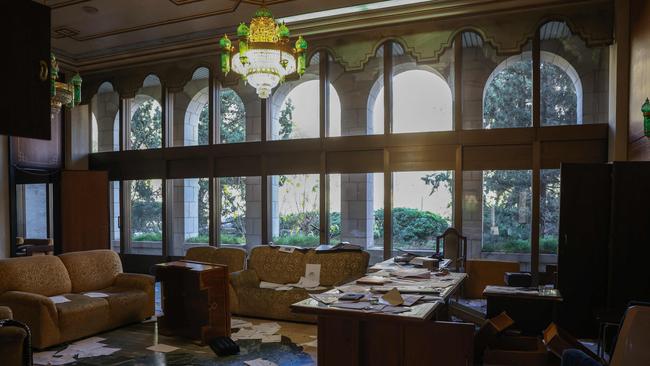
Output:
[244,359,278,366]
[49,295,70,304]
[305,263,321,285]
[77,347,120,358]
[259,281,284,289]
[83,292,109,298]
[299,340,318,348]
[33,351,58,365]
[231,318,253,329]
[146,343,179,353]
[261,334,282,343]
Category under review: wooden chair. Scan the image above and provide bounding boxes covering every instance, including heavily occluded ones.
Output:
[436,228,467,272]
[16,238,53,256]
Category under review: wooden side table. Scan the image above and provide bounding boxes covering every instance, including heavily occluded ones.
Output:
[483,286,563,335]
[155,260,231,344]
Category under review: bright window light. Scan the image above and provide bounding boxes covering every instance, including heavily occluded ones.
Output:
[278,0,432,24]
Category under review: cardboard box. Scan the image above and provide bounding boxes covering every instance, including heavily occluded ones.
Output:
[483,336,548,366]
[474,312,515,362]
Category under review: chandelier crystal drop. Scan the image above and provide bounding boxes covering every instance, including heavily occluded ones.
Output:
[219,7,307,99]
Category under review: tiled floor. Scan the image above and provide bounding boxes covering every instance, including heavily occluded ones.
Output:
[36,316,317,365]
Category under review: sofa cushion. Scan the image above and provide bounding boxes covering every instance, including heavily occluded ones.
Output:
[185,246,247,273]
[55,294,110,343]
[248,247,306,284]
[97,286,150,328]
[303,251,369,286]
[0,256,72,297]
[59,250,123,293]
[235,287,319,323]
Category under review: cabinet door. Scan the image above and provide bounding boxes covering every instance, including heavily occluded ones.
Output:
[609,162,650,315]
[1,2,51,139]
[558,163,611,337]
[61,171,110,252]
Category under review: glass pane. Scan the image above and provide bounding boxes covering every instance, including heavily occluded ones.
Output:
[482,170,532,270]
[540,169,560,271]
[91,82,119,153]
[221,79,261,143]
[110,181,121,253]
[481,41,533,129]
[170,178,209,256]
[128,179,162,255]
[16,184,49,239]
[392,171,453,252]
[129,75,162,150]
[271,53,320,140]
[219,176,261,247]
[271,174,320,247]
[329,173,384,264]
[329,45,384,136]
[392,41,454,133]
[539,21,609,125]
[173,68,209,146]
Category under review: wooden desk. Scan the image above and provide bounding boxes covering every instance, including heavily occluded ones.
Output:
[155,260,230,344]
[292,267,470,365]
[483,285,563,335]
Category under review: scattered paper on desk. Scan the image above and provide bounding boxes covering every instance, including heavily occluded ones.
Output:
[274,286,293,291]
[231,318,253,329]
[381,288,404,306]
[310,293,340,304]
[335,285,368,293]
[392,268,431,279]
[382,306,410,314]
[83,292,109,298]
[49,295,70,304]
[147,343,179,353]
[331,301,371,310]
[244,358,278,366]
[356,275,391,285]
[261,334,282,343]
[300,339,318,348]
[401,294,423,307]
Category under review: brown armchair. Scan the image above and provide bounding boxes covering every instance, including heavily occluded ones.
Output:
[0,306,30,366]
[436,228,468,272]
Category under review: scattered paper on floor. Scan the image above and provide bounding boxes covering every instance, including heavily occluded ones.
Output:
[34,337,119,365]
[231,318,253,328]
[300,339,318,348]
[244,358,278,366]
[261,334,282,343]
[146,343,179,353]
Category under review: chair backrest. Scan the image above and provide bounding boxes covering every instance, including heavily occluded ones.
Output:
[610,304,650,366]
[436,228,467,269]
[58,250,123,293]
[185,246,247,273]
[0,255,72,297]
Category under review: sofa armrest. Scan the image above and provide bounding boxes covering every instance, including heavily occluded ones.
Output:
[230,269,260,289]
[0,306,12,320]
[114,273,155,293]
[0,291,60,349]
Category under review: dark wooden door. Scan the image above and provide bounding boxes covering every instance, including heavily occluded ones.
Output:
[60,171,109,252]
[557,163,611,338]
[1,2,51,139]
[608,162,650,315]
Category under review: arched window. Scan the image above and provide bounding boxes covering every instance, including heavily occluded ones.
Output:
[90,81,119,152]
[483,50,582,128]
[219,88,246,143]
[175,67,209,146]
[130,75,162,150]
[370,42,454,134]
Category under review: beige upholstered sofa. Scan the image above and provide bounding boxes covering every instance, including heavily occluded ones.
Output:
[0,306,28,366]
[0,250,154,349]
[231,246,369,322]
[185,246,247,312]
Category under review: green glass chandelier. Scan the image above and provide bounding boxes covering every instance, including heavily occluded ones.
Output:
[219,7,307,99]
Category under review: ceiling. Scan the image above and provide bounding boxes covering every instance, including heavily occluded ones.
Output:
[42,0,385,62]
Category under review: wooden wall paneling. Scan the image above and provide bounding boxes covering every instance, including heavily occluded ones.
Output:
[213,156,261,177]
[389,145,456,171]
[10,116,63,169]
[540,140,609,168]
[402,321,475,366]
[326,150,384,173]
[628,0,650,160]
[264,152,322,175]
[60,170,110,252]
[167,158,211,179]
[463,145,533,171]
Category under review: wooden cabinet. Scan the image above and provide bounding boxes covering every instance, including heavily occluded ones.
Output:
[1,2,51,139]
[558,162,650,337]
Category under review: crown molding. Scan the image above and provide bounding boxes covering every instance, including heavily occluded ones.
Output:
[63,0,612,73]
